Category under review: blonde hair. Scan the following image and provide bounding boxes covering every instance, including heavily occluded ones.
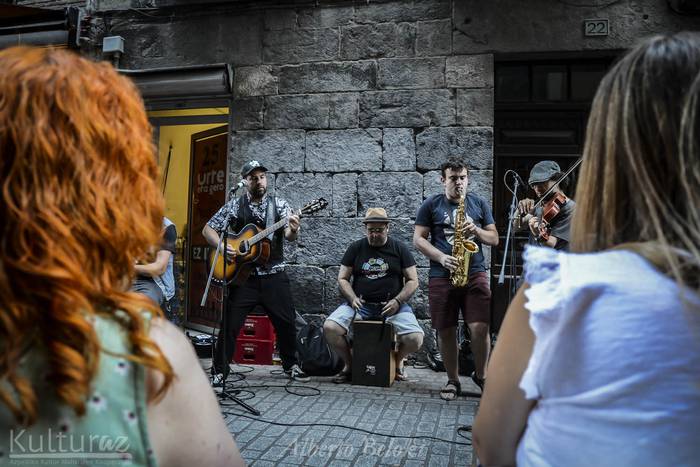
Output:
[571,33,700,291]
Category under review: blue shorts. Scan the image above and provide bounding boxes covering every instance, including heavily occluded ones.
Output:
[326,303,424,336]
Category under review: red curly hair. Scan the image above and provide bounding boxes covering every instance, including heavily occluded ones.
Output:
[0,46,173,426]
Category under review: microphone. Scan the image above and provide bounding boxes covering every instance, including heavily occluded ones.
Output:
[513,172,526,189]
[229,179,247,197]
[504,170,526,190]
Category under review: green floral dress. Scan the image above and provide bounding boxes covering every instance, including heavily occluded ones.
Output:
[0,313,157,466]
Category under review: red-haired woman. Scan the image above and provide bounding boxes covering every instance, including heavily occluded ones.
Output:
[0,46,243,466]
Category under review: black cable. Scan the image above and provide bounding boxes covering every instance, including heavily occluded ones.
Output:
[457,425,472,442]
[221,410,471,446]
[555,0,622,7]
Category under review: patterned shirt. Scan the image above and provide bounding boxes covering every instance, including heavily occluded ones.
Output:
[207,191,293,275]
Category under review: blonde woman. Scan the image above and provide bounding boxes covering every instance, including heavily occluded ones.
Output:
[474,33,700,466]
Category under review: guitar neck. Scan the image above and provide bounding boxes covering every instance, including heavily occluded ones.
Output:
[248,210,300,245]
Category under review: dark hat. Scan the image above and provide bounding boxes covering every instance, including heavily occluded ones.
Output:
[362,207,390,224]
[240,160,268,178]
[528,160,561,185]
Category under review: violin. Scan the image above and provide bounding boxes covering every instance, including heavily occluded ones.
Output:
[537,192,568,242]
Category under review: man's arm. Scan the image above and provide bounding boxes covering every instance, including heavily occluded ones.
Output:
[381,265,419,317]
[472,223,499,247]
[527,217,560,248]
[514,198,536,231]
[202,224,221,249]
[134,250,172,277]
[338,265,363,311]
[413,225,458,272]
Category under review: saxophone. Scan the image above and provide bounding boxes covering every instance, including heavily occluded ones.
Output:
[451,192,480,287]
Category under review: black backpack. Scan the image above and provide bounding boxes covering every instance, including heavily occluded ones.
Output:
[295,322,344,376]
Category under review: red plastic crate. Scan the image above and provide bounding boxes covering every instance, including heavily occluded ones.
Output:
[238,315,276,341]
[233,339,274,365]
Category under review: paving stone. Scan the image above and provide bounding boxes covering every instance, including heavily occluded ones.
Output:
[237,430,262,444]
[248,436,278,451]
[353,454,381,467]
[380,410,401,420]
[213,363,475,466]
[328,460,353,466]
[263,425,289,437]
[242,449,263,462]
[261,445,290,461]
[416,421,437,433]
[428,454,451,466]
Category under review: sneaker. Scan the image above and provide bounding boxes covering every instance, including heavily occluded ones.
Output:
[285,364,310,383]
[211,373,225,388]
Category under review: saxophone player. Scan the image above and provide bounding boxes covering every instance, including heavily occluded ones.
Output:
[414,157,499,401]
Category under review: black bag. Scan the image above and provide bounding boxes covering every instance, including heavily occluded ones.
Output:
[458,336,476,376]
[296,322,344,376]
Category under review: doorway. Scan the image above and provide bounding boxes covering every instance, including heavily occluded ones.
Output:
[490,55,615,333]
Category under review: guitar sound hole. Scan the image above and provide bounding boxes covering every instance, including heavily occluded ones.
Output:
[239,242,248,255]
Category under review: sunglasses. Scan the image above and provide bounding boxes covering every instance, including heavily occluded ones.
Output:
[366,227,387,233]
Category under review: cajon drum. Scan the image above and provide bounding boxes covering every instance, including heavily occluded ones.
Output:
[351,320,397,387]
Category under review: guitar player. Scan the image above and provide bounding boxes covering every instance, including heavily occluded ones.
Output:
[202,160,310,385]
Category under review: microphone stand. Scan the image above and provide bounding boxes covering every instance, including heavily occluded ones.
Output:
[201,185,260,416]
[498,172,521,305]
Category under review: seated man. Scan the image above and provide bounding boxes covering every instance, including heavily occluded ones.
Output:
[132,217,177,318]
[324,208,424,383]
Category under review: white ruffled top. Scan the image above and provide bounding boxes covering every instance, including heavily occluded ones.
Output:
[516,247,700,467]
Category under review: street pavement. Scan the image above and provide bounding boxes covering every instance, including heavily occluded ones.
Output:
[201,360,480,466]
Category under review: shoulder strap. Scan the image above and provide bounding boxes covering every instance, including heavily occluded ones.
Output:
[265,196,275,241]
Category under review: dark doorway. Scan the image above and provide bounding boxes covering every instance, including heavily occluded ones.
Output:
[490,55,616,333]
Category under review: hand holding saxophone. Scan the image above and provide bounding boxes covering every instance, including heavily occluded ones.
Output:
[464,221,478,237]
[440,253,460,272]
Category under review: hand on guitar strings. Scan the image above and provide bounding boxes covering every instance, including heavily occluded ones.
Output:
[225,242,238,262]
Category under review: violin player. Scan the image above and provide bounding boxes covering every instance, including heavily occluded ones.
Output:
[514,160,576,251]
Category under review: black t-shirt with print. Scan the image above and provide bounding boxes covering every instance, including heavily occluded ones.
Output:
[341,236,416,303]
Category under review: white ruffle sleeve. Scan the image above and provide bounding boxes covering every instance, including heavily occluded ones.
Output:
[519,246,567,400]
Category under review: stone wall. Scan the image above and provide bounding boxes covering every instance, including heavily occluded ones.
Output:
[226,4,494,322]
[85,0,698,356]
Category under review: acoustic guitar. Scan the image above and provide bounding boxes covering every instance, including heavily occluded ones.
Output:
[209,198,328,285]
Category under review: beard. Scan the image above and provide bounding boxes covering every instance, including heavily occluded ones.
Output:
[250,185,266,197]
[368,237,386,247]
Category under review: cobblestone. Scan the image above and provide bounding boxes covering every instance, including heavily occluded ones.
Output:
[206,361,476,466]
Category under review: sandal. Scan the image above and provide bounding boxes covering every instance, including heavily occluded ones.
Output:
[395,366,408,381]
[470,371,485,391]
[332,369,352,384]
[440,379,461,401]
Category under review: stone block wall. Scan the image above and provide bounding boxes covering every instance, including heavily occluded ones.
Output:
[226,1,494,325]
[88,0,698,360]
